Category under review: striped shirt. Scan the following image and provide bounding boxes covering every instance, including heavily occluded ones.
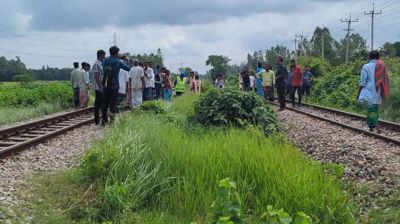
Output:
[92,59,103,91]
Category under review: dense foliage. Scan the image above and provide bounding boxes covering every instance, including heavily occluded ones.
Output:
[296,56,331,77]
[190,88,281,135]
[310,58,400,122]
[0,82,73,108]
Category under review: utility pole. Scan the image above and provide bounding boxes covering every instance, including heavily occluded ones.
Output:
[291,36,299,57]
[341,13,358,63]
[364,3,382,51]
[321,31,325,59]
[296,33,307,57]
[111,32,119,46]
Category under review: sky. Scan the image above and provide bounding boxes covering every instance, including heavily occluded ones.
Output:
[0,0,399,74]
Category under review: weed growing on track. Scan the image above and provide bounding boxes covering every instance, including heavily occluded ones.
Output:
[76,94,354,223]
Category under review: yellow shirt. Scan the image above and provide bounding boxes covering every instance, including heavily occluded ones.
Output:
[262,70,275,87]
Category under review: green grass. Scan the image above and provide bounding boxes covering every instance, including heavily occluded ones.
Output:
[0,103,65,125]
[1,94,355,223]
[77,94,354,223]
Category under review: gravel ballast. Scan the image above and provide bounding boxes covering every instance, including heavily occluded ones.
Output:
[277,108,400,197]
[0,124,103,220]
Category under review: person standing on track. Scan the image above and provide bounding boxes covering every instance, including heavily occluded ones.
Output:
[194,75,203,94]
[275,57,288,111]
[262,63,275,102]
[255,62,265,97]
[92,50,106,125]
[117,56,129,110]
[70,62,81,109]
[101,46,131,125]
[302,65,314,103]
[175,74,188,96]
[154,65,163,100]
[290,59,303,108]
[357,50,390,132]
[79,62,91,108]
[241,65,250,91]
[129,59,145,108]
[162,68,173,101]
[143,62,154,101]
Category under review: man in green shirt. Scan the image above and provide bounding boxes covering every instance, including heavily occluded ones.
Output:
[262,64,275,101]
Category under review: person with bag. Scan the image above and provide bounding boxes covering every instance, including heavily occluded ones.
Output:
[357,50,390,132]
[101,46,131,125]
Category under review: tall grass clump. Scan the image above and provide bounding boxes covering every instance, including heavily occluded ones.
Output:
[78,95,353,223]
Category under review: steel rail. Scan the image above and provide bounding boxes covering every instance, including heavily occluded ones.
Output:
[0,107,94,158]
[271,102,400,146]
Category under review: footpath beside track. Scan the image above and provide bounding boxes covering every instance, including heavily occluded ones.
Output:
[0,107,94,158]
[271,101,400,146]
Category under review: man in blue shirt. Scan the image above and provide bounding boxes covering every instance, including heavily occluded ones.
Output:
[302,65,314,102]
[357,50,384,132]
[101,46,131,125]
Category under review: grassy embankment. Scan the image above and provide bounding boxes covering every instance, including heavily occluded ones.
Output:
[9,93,357,223]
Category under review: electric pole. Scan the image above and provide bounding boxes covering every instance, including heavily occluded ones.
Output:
[291,36,299,57]
[364,3,382,51]
[296,33,307,57]
[321,31,325,59]
[341,13,358,63]
[111,32,119,46]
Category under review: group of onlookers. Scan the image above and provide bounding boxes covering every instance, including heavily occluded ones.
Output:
[71,46,204,126]
[240,58,314,109]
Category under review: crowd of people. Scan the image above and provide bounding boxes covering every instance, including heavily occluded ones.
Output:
[239,57,314,110]
[70,46,203,126]
[71,47,389,132]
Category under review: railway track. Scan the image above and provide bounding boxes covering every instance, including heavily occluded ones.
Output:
[0,107,94,158]
[272,100,400,145]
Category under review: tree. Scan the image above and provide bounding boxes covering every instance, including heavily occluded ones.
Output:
[310,27,338,63]
[206,55,231,78]
[336,33,367,62]
[12,73,35,85]
[380,42,400,57]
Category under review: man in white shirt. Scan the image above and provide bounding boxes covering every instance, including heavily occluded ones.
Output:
[70,62,81,109]
[129,59,145,108]
[143,62,154,101]
[118,56,129,109]
[79,62,90,108]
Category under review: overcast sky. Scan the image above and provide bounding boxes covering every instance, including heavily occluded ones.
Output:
[0,0,398,73]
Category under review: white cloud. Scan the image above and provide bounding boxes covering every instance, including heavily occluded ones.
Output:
[0,0,398,74]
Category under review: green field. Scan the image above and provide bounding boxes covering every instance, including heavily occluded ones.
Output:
[0,81,73,125]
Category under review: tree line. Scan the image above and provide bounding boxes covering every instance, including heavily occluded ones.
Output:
[206,26,400,78]
[0,49,165,82]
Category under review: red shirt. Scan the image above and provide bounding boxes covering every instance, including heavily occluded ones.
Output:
[291,65,303,87]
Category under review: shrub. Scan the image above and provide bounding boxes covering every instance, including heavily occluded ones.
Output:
[12,73,36,84]
[139,101,166,114]
[297,56,331,77]
[189,88,280,135]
